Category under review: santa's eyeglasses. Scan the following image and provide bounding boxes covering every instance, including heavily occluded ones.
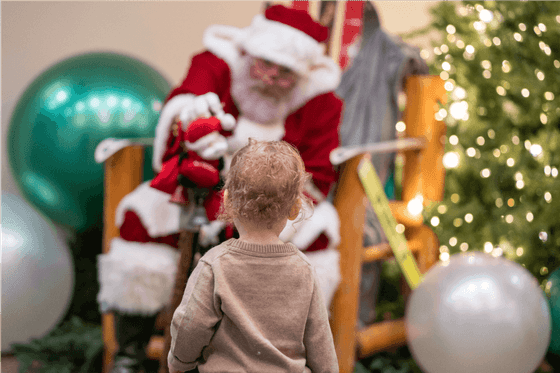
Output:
[251,58,299,88]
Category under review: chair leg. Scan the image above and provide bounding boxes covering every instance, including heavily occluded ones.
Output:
[102,145,145,373]
[158,231,194,373]
[111,313,157,373]
[332,155,369,373]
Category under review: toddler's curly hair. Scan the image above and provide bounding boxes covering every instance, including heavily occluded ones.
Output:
[220,138,311,228]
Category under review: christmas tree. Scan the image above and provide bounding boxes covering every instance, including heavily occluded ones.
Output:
[355,3,559,372]
[423,1,560,287]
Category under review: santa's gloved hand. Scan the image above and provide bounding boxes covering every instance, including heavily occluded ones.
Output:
[199,220,226,247]
[153,93,236,173]
[279,201,340,250]
[178,93,235,129]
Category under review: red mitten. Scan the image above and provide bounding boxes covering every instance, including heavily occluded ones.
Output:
[150,155,180,194]
[180,159,220,189]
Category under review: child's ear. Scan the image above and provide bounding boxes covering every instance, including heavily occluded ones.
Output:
[288,199,301,221]
[222,189,230,208]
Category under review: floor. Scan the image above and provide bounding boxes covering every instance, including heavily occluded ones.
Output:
[1,354,162,373]
[2,354,556,373]
[1,355,20,373]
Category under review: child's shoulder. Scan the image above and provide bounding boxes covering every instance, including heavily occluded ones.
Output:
[293,249,314,269]
[199,239,234,264]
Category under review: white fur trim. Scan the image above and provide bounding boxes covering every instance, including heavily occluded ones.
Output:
[115,181,181,237]
[95,138,132,164]
[153,94,195,172]
[305,248,341,309]
[203,21,341,101]
[186,131,225,154]
[226,116,285,154]
[199,220,227,247]
[281,200,340,250]
[199,138,228,161]
[202,142,228,161]
[279,200,314,243]
[97,238,180,315]
[300,55,341,103]
[203,24,244,67]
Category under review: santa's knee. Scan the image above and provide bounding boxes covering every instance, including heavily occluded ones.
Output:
[97,238,180,315]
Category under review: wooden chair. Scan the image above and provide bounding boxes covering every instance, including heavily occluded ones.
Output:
[331,75,447,373]
[100,74,446,373]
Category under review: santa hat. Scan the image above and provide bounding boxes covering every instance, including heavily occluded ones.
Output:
[184,117,221,143]
[183,116,232,153]
[202,5,341,100]
[237,5,329,76]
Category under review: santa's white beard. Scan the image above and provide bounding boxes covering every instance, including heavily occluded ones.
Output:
[231,55,296,124]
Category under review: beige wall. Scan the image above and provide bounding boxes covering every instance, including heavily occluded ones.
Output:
[1,1,437,198]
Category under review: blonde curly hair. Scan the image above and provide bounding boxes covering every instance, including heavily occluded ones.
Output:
[220,139,311,229]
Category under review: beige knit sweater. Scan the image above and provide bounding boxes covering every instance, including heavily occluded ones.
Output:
[168,238,339,373]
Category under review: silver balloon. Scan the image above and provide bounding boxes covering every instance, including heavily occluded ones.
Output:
[405,252,550,373]
[1,193,74,351]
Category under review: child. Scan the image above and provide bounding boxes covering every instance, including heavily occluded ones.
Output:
[168,139,339,373]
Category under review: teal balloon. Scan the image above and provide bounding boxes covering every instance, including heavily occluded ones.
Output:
[547,267,560,355]
[7,52,170,232]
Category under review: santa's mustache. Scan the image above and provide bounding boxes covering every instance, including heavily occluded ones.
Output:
[248,83,284,104]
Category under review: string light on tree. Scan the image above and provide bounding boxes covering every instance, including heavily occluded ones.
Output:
[530,144,543,157]
[496,198,503,208]
[407,195,424,216]
[479,9,494,23]
[443,152,460,169]
[431,216,440,227]
[492,246,504,257]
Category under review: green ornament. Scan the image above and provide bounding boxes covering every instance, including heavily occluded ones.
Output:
[547,267,560,356]
[7,52,170,232]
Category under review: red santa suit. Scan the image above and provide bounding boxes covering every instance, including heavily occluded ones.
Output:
[98,5,343,319]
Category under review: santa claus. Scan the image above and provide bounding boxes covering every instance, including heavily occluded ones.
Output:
[98,5,343,373]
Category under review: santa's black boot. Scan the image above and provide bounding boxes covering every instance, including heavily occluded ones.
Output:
[111,313,157,373]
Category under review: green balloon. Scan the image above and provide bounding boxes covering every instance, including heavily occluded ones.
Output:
[7,52,170,232]
[547,267,560,355]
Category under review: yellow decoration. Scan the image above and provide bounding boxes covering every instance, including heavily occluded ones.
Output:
[358,158,424,289]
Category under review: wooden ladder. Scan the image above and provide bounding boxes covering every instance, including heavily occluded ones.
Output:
[331,75,447,373]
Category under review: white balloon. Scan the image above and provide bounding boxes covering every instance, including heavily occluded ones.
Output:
[1,193,74,351]
[406,252,550,373]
